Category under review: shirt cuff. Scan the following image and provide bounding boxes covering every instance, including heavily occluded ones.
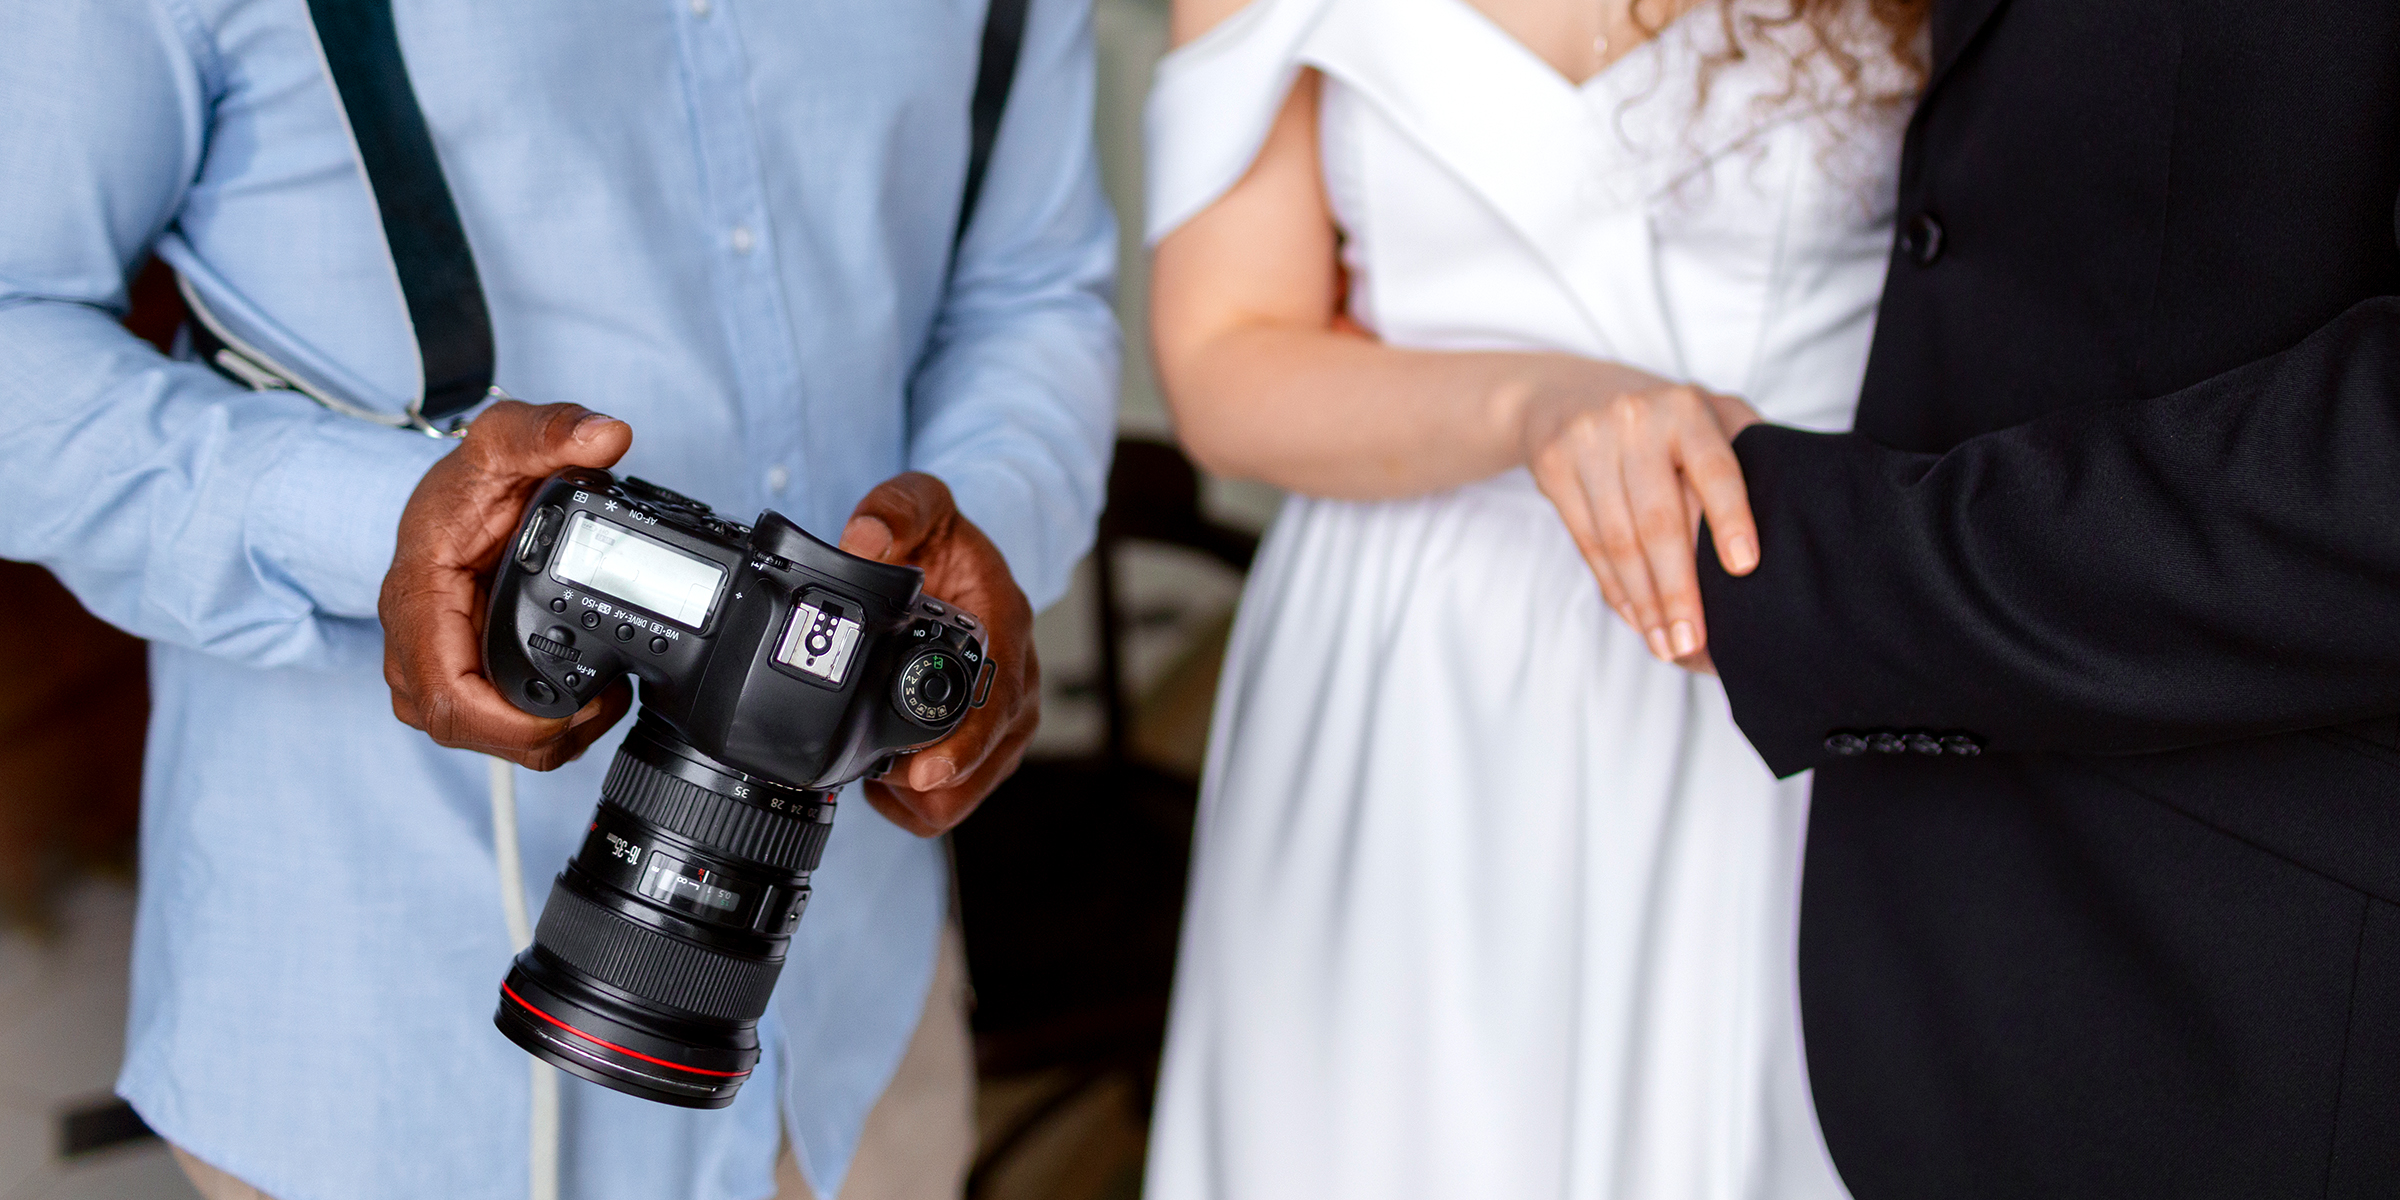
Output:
[931,460,1088,614]
[248,414,454,621]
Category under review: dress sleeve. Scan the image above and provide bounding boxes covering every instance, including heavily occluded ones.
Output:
[0,0,451,672]
[1698,294,2400,776]
[1143,0,1334,244]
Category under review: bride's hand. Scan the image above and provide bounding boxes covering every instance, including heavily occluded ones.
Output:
[1522,376,1764,667]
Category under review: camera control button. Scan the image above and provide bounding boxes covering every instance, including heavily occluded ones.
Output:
[549,597,568,613]
[526,679,558,705]
[650,636,670,654]
[529,630,580,663]
[616,623,636,642]
[580,610,602,630]
[516,505,565,569]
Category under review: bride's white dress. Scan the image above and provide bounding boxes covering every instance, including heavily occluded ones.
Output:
[1141,1,1907,1197]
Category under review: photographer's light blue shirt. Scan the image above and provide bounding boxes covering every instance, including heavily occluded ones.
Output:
[0,1,1116,1197]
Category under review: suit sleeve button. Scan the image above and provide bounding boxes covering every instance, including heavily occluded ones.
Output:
[1941,734,1984,756]
[1826,732,1869,756]
[1905,733,1943,755]
[1869,732,1907,754]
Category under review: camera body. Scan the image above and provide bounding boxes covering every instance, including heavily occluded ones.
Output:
[487,468,989,788]
[483,468,989,1107]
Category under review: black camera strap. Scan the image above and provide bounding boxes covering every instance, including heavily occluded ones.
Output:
[960,0,1030,252]
[188,0,1032,434]
[313,0,493,425]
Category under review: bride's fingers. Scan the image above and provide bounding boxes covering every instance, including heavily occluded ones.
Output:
[1586,451,1671,660]
[1620,417,1705,660]
[1677,405,1760,576]
[1532,454,1639,629]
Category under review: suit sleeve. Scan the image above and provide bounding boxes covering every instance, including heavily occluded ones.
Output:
[1699,295,2400,777]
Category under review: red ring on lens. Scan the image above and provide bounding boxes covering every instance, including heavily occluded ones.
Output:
[501,981,752,1078]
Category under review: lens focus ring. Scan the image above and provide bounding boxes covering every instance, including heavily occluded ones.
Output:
[534,882,781,1022]
[602,752,832,875]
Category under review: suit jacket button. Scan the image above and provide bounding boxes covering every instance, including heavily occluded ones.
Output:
[1825,732,1869,756]
[1900,212,1945,266]
[1904,732,1943,755]
[1869,732,1907,754]
[1941,734,1983,756]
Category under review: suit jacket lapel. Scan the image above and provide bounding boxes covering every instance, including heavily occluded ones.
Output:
[1930,0,2011,89]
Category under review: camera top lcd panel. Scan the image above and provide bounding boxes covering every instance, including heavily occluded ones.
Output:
[485,468,989,790]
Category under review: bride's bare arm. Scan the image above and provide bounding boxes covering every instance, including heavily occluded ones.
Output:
[1151,72,1572,497]
[1151,57,1764,662]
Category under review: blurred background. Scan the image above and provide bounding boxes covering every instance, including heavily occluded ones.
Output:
[0,1,1273,1196]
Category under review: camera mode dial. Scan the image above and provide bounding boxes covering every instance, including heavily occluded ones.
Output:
[894,647,974,727]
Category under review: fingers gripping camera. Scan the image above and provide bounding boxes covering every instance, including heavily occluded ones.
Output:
[482,468,989,1107]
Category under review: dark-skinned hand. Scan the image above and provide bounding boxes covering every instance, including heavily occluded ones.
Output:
[382,400,635,770]
[837,472,1038,837]
[382,406,1034,830]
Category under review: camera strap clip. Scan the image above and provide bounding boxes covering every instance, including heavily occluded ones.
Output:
[185,0,499,437]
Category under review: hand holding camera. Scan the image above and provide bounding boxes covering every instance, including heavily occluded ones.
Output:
[381,401,1033,824]
[382,400,637,770]
[835,471,1038,837]
[382,402,1032,1106]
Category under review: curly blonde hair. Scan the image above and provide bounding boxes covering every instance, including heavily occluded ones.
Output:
[1639,0,1932,109]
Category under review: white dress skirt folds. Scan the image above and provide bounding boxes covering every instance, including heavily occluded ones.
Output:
[1142,1,1909,1197]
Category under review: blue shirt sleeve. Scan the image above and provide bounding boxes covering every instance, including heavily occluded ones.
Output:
[0,0,450,670]
[906,0,1121,614]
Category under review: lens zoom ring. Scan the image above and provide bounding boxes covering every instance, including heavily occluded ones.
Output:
[602,754,831,875]
[534,883,780,1022]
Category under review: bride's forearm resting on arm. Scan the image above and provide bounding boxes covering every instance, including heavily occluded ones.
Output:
[1151,71,1653,498]
[1158,322,1662,500]
[1149,62,1763,664]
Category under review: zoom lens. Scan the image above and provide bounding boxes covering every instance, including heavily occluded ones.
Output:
[495,712,835,1108]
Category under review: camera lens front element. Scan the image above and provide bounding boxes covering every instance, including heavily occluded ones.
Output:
[494,714,834,1109]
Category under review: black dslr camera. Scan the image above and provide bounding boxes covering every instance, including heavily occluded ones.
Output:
[484,468,989,1108]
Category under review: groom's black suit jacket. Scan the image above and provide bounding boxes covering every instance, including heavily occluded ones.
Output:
[1699,1,2400,1196]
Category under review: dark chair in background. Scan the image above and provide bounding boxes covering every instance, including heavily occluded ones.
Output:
[951,439,1256,1197]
